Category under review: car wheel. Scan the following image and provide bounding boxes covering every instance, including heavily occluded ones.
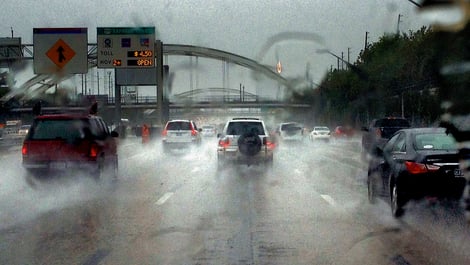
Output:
[24,170,42,189]
[264,156,274,170]
[162,144,169,154]
[217,156,225,171]
[367,171,378,204]
[391,181,405,217]
[93,156,105,180]
[217,155,227,171]
[112,156,118,179]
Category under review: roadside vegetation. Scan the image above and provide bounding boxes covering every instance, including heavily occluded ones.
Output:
[291,26,468,128]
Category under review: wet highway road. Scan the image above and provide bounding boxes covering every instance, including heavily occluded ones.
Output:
[1,137,469,264]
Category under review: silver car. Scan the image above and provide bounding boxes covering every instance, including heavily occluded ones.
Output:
[276,122,305,143]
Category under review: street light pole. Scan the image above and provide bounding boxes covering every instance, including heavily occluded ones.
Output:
[316,49,351,68]
[97,70,100,95]
[316,49,368,80]
[341,52,344,70]
[108,71,111,102]
[397,14,403,35]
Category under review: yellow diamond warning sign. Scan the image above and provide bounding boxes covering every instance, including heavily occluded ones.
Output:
[46,39,76,68]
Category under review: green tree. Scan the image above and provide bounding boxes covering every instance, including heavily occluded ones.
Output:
[292,26,446,127]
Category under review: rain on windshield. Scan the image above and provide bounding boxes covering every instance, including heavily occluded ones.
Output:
[0,1,469,264]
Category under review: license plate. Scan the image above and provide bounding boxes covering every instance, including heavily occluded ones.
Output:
[176,132,182,136]
[454,169,463,177]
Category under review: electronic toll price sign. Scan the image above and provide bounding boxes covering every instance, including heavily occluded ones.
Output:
[97,27,155,68]
[126,50,154,66]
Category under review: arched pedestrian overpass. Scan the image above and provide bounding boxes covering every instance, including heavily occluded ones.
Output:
[1,43,306,124]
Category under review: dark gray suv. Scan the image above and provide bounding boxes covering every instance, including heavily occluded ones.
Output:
[361,117,411,159]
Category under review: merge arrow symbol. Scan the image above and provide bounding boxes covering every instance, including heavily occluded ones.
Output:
[57,46,66,62]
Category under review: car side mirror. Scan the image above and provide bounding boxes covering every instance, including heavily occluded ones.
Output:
[361,126,368,132]
[111,131,119,138]
[373,146,383,157]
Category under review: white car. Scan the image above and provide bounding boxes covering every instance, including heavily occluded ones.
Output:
[201,125,217,137]
[18,125,31,136]
[276,122,305,143]
[309,126,331,142]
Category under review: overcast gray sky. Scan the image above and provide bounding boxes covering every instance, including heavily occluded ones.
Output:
[1,0,427,97]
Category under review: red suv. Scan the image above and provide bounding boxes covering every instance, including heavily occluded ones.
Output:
[22,113,119,179]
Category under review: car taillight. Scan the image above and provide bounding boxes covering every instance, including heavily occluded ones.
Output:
[161,129,168,137]
[189,123,198,136]
[89,144,99,159]
[218,138,230,148]
[22,144,28,155]
[405,161,440,174]
[265,139,276,150]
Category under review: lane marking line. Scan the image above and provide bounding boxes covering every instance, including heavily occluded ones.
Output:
[320,194,338,207]
[156,192,174,206]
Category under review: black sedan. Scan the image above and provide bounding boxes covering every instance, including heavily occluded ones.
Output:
[367,127,466,217]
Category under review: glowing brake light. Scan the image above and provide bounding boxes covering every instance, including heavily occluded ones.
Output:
[218,138,230,148]
[264,137,276,149]
[266,140,276,149]
[190,123,198,136]
[89,144,99,159]
[22,144,28,155]
[405,161,440,174]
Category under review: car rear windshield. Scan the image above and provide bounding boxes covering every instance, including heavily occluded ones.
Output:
[414,133,458,150]
[28,119,86,141]
[166,121,192,130]
[374,119,410,127]
[226,122,265,135]
[281,123,302,131]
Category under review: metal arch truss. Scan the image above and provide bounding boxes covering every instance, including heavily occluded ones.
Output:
[1,43,288,102]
